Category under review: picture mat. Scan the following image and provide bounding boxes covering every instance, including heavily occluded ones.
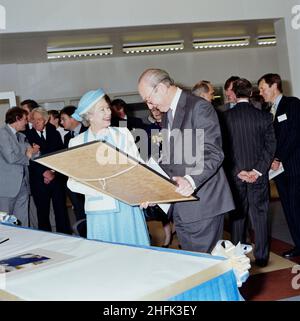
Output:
[0,248,73,278]
[35,141,197,205]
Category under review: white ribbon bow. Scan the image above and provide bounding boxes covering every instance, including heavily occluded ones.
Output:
[211,240,252,287]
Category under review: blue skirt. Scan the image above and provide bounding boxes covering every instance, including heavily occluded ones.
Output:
[86,200,150,246]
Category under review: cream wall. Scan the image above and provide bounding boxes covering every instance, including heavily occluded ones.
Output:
[0,0,299,96]
[0,47,278,102]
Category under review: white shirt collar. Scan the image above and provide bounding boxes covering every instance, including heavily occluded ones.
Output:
[274,94,283,109]
[73,123,82,135]
[169,87,182,117]
[8,124,17,134]
[237,98,249,103]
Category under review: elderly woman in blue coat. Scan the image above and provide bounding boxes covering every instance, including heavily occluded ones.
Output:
[67,88,150,246]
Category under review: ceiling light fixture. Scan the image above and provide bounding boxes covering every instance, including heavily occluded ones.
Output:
[47,45,113,59]
[193,37,250,49]
[257,35,277,46]
[122,40,184,54]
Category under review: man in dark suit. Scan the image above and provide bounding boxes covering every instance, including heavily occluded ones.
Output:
[258,73,300,258]
[26,107,71,234]
[60,105,88,224]
[0,107,39,226]
[138,68,235,253]
[216,76,240,113]
[110,99,145,131]
[223,78,276,267]
[20,99,39,137]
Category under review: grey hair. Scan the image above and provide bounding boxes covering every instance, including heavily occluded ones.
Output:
[31,107,49,122]
[191,80,211,96]
[138,68,174,88]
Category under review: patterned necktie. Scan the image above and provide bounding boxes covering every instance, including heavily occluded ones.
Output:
[167,108,173,129]
[270,103,276,120]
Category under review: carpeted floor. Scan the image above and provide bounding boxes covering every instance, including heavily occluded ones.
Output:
[147,211,300,301]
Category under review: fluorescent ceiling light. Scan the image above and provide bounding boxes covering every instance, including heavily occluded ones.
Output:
[257,35,277,46]
[122,40,184,54]
[193,37,250,49]
[47,45,113,59]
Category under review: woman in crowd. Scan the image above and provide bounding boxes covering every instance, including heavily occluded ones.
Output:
[67,88,150,246]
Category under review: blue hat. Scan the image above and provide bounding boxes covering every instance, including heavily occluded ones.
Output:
[72,88,105,121]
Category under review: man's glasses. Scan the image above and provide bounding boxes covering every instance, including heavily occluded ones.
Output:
[144,83,160,104]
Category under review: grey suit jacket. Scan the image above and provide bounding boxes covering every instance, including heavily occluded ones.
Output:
[161,90,235,223]
[0,124,30,198]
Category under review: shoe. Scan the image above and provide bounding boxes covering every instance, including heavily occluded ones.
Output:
[255,258,268,267]
[282,248,300,258]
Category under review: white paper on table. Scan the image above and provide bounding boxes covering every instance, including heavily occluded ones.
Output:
[146,157,171,214]
[269,163,284,180]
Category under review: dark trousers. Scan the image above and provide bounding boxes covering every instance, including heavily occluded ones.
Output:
[230,175,270,261]
[275,173,300,249]
[66,187,86,221]
[31,177,71,234]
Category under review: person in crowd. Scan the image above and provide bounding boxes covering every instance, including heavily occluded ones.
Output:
[59,105,88,226]
[20,99,39,135]
[144,107,173,247]
[26,107,71,234]
[48,109,68,141]
[258,73,300,258]
[249,87,269,111]
[138,68,235,253]
[110,98,145,131]
[191,80,215,103]
[222,78,276,267]
[216,76,240,113]
[67,89,150,246]
[0,107,39,226]
[60,105,89,148]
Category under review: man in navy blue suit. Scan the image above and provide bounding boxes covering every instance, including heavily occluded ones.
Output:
[223,78,276,267]
[258,73,300,258]
[26,107,70,234]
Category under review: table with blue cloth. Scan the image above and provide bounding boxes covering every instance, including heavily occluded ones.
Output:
[0,224,242,301]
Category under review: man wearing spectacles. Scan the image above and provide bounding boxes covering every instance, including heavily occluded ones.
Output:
[138,68,234,253]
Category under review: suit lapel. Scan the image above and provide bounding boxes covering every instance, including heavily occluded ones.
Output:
[276,96,286,116]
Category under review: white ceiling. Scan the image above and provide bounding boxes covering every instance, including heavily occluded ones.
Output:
[0,19,276,64]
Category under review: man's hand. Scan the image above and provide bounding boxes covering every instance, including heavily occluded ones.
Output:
[271,159,281,171]
[237,170,259,183]
[173,176,194,196]
[43,170,55,185]
[26,144,40,159]
[32,143,40,155]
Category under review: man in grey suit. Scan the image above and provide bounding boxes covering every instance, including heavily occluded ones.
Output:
[138,68,235,253]
[0,107,39,226]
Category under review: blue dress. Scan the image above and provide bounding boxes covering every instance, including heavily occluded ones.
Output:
[83,129,150,247]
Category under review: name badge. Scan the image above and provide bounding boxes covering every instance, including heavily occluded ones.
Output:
[277,114,287,122]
